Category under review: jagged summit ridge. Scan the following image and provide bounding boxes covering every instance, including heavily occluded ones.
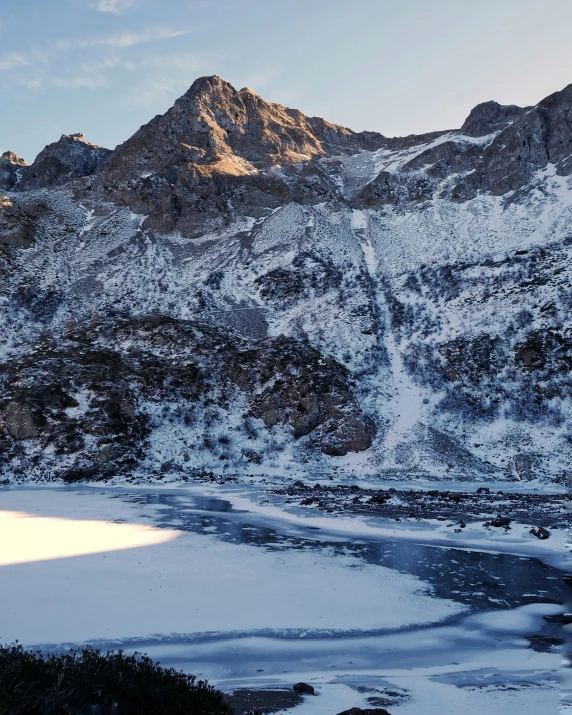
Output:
[111,73,371,172]
[95,75,386,235]
[4,76,571,234]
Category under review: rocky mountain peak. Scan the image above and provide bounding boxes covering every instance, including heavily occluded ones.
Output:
[460,100,526,137]
[0,151,28,191]
[109,74,359,177]
[183,73,235,99]
[59,132,97,147]
[99,75,385,235]
[1,151,27,166]
[476,82,572,194]
[17,133,112,191]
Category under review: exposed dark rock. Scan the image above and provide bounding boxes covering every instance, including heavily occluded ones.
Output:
[225,688,303,714]
[0,194,49,248]
[513,453,539,480]
[0,151,27,191]
[18,133,111,190]
[255,254,343,306]
[352,170,435,207]
[479,83,572,194]
[460,100,527,137]
[274,484,568,531]
[490,515,511,527]
[226,336,375,455]
[530,526,550,539]
[402,139,483,179]
[0,316,372,477]
[255,268,305,304]
[292,682,315,695]
[336,708,392,715]
[2,402,37,440]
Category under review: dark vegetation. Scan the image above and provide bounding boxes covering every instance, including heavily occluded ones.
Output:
[0,644,231,715]
[394,238,572,428]
[254,251,342,305]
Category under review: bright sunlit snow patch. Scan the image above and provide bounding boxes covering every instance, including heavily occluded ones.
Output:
[0,509,180,566]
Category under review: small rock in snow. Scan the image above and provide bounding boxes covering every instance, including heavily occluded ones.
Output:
[293,682,315,695]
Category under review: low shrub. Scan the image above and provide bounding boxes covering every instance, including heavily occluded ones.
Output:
[0,644,232,715]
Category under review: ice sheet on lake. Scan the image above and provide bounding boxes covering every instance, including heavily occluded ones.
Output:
[0,485,563,715]
[0,488,464,645]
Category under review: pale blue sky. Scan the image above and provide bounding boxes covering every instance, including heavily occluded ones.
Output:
[1,0,571,162]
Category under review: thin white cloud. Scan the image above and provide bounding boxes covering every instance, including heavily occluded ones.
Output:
[94,0,137,14]
[144,52,202,72]
[52,73,109,90]
[124,53,204,107]
[56,28,189,51]
[0,50,46,72]
[0,27,190,88]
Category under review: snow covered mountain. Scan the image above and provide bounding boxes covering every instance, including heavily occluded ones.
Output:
[1,76,571,484]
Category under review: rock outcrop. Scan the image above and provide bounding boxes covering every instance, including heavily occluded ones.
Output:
[98,75,385,235]
[0,316,374,480]
[459,100,527,137]
[226,336,375,456]
[0,151,27,191]
[477,83,572,194]
[18,133,111,190]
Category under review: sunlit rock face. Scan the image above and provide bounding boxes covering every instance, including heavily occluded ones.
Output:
[0,151,27,191]
[99,75,385,237]
[0,77,571,482]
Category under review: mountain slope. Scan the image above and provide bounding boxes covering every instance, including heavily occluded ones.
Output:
[0,77,570,484]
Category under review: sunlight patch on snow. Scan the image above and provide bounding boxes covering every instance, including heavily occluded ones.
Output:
[0,509,179,566]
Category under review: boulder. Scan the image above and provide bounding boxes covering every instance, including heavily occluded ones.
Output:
[490,515,511,527]
[3,402,37,440]
[293,682,315,695]
[530,526,550,540]
[336,708,392,715]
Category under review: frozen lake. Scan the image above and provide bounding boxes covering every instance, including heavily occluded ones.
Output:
[0,482,566,714]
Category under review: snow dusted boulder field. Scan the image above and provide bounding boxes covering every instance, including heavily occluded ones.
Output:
[0,76,571,485]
